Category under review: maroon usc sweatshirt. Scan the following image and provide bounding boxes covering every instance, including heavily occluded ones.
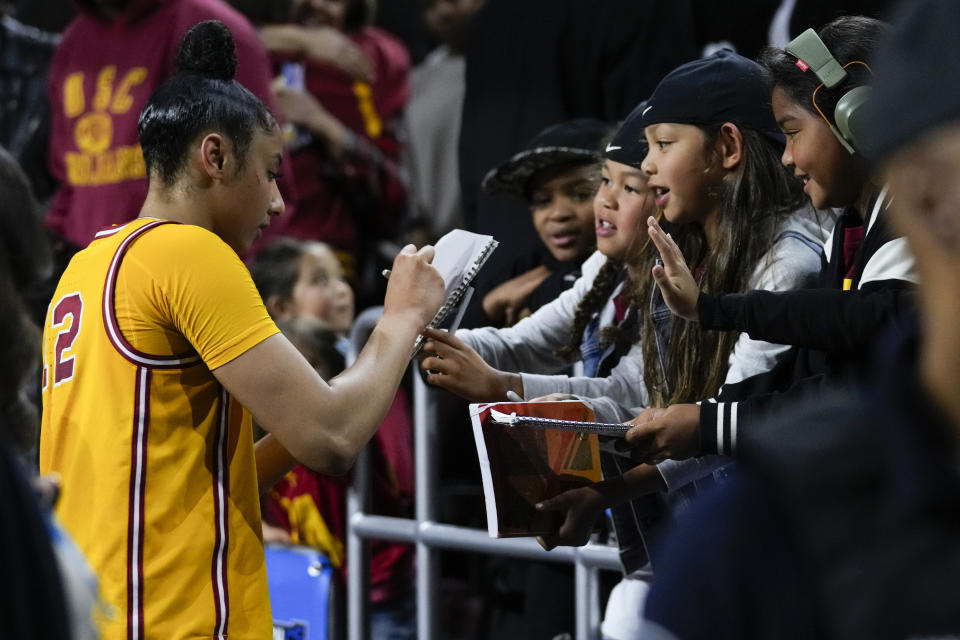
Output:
[46,0,296,249]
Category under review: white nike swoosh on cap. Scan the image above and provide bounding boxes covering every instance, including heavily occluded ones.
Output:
[605,143,622,152]
[642,105,653,116]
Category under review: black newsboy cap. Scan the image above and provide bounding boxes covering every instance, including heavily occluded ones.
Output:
[482,118,611,200]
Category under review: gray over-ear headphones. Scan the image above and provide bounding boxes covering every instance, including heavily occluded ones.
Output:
[785,28,872,154]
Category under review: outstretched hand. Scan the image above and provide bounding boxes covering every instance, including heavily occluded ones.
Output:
[647,216,700,322]
[535,484,607,551]
[418,328,521,402]
[617,403,701,464]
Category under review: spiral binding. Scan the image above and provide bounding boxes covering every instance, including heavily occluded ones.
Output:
[488,409,629,437]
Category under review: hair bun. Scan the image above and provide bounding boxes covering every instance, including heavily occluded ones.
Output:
[175,20,237,81]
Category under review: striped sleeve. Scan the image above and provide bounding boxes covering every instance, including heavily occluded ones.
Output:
[699,401,739,456]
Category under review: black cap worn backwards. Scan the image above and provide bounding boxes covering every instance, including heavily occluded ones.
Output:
[864,0,960,162]
[603,100,650,168]
[482,118,612,200]
[639,49,784,148]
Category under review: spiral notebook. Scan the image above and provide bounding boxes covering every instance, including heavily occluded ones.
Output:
[412,229,498,356]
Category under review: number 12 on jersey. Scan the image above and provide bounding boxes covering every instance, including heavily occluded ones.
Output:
[43,292,84,389]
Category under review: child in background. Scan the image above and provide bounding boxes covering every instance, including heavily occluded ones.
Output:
[252,236,417,639]
[258,0,411,307]
[252,237,355,340]
[464,118,611,328]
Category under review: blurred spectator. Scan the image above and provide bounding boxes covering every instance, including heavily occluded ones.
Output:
[258,0,411,308]
[44,0,297,259]
[11,0,75,32]
[374,0,431,65]
[458,0,698,297]
[403,0,484,240]
[0,144,99,640]
[0,5,59,200]
[0,145,52,457]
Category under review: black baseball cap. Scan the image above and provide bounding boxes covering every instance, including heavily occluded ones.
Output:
[864,0,960,162]
[482,118,611,200]
[603,100,650,168]
[639,49,784,148]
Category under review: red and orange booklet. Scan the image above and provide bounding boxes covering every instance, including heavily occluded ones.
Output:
[469,400,606,538]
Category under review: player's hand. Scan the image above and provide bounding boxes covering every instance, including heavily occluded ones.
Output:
[419,328,520,402]
[481,265,550,326]
[535,484,607,551]
[383,244,444,330]
[647,216,699,322]
[617,404,701,464]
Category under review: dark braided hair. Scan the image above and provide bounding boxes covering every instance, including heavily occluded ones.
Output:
[554,257,624,361]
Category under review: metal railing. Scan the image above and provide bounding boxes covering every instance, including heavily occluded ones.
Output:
[345,310,621,639]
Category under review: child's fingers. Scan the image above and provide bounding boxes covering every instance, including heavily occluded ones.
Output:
[421,327,462,348]
[651,264,668,288]
[647,217,685,264]
[536,491,574,514]
[617,421,656,453]
[647,226,683,272]
[536,535,556,551]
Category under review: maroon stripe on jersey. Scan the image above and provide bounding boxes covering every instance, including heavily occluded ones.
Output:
[101,220,202,370]
[211,389,230,638]
[127,367,150,640]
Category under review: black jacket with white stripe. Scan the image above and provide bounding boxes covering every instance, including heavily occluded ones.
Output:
[697,188,917,456]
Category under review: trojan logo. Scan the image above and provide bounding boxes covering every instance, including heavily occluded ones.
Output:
[63,65,149,186]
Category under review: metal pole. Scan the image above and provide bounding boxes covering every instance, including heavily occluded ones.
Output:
[345,308,380,640]
[574,560,601,640]
[346,446,371,640]
[414,372,438,639]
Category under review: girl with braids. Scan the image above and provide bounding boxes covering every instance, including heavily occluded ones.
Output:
[38,20,443,639]
[420,52,831,640]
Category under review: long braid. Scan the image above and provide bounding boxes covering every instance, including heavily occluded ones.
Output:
[554,257,624,361]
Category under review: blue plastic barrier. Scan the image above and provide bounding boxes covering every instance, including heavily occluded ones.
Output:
[266,543,338,640]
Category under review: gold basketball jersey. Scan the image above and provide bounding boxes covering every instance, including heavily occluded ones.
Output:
[40,218,279,639]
